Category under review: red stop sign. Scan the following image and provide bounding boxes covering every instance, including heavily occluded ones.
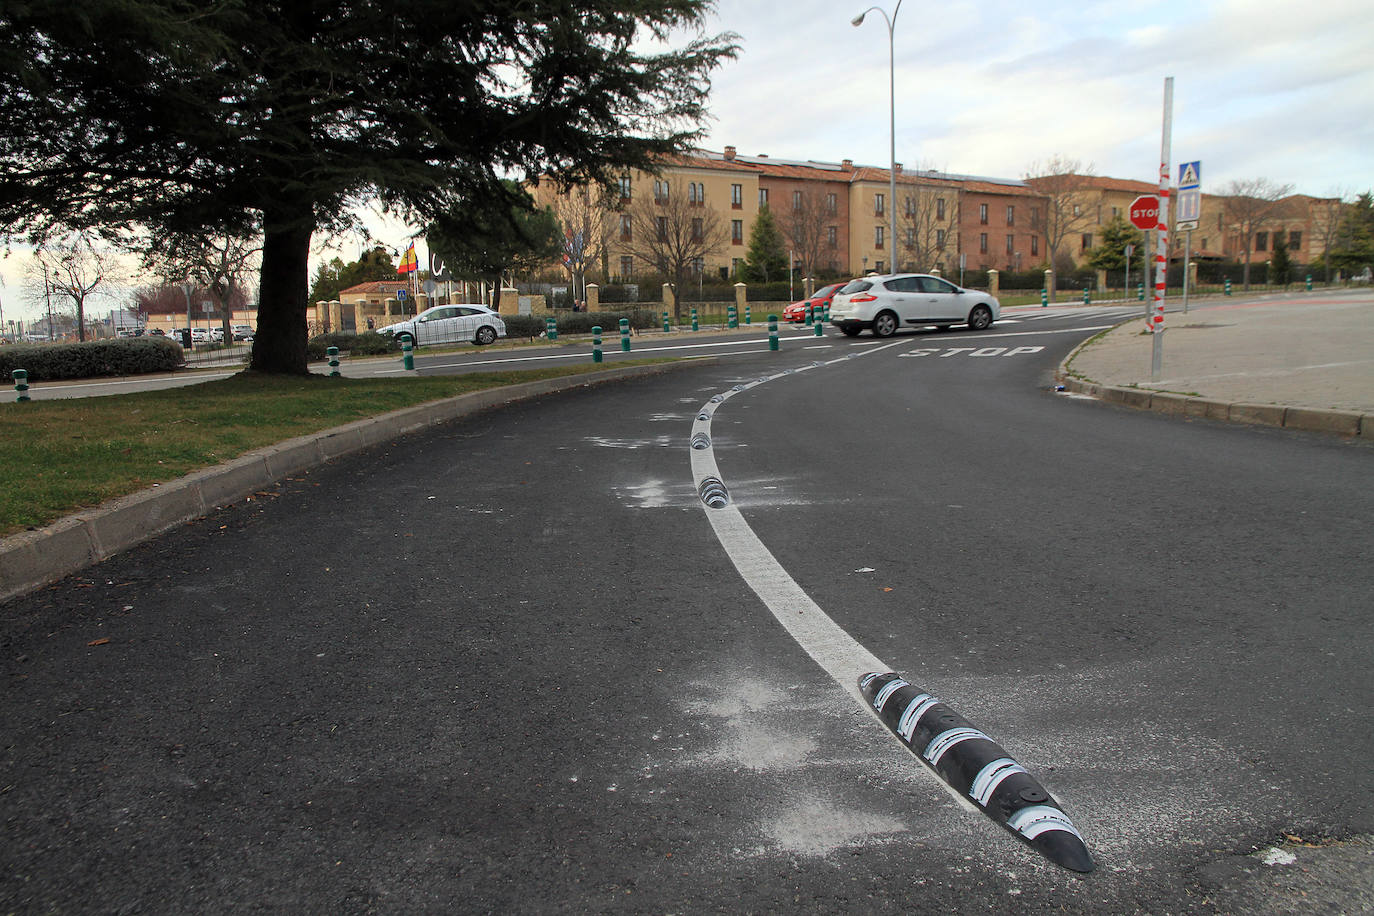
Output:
[1130,195,1160,229]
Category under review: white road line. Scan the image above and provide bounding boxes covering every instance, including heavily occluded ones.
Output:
[687,339,975,810]
[938,324,1115,342]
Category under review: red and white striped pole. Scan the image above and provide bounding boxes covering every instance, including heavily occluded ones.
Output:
[1151,77,1174,381]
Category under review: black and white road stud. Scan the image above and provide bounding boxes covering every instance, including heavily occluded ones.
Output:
[860,672,1094,873]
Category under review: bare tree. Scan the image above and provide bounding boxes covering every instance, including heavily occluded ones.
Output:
[1311,190,1349,282]
[1220,178,1295,290]
[896,178,960,273]
[1024,155,1098,269]
[622,177,726,317]
[778,187,832,280]
[550,184,615,304]
[137,230,261,339]
[25,237,123,341]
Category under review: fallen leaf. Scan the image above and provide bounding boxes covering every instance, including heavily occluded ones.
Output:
[883,587,894,592]
[87,638,110,647]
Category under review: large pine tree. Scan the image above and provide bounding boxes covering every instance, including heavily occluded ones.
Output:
[0,1,736,373]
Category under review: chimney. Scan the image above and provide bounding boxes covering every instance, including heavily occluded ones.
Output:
[842,159,854,170]
[756,153,768,158]
[894,162,903,175]
[723,146,736,160]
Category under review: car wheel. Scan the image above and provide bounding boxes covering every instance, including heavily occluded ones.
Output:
[872,311,898,338]
[968,305,993,331]
[474,325,497,346]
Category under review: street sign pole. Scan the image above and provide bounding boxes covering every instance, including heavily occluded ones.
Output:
[1177,160,1202,316]
[1151,77,1174,382]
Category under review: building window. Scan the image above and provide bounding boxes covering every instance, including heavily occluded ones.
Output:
[979,233,988,254]
[732,257,744,276]
[691,217,703,242]
[905,196,914,218]
[1030,206,1040,227]
[619,175,632,200]
[759,188,769,207]
[620,215,632,241]
[1081,233,1092,252]
[1201,237,1209,250]
[827,226,837,248]
[1006,205,1015,226]
[1074,204,1081,217]
[691,257,704,274]
[1005,235,1014,256]
[1111,206,1120,219]
[620,256,633,278]
[875,193,885,216]
[875,225,885,249]
[656,216,668,241]
[826,192,837,214]
[874,260,885,273]
[937,198,946,221]
[905,228,915,248]
[979,203,988,224]
[1255,231,1268,252]
[732,220,743,244]
[792,190,803,210]
[1289,230,1301,250]
[1031,236,1039,256]
[936,229,946,249]
[654,179,668,202]
[689,182,704,205]
[731,184,742,209]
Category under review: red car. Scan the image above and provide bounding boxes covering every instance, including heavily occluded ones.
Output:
[783,282,847,323]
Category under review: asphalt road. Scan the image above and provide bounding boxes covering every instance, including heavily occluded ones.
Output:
[3,306,1371,913]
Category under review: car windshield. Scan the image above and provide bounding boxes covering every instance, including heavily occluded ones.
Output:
[840,280,872,294]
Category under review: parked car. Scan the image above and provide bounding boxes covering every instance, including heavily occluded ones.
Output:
[148,328,166,337]
[232,325,254,341]
[829,273,1000,337]
[190,327,211,343]
[377,304,507,347]
[782,282,847,323]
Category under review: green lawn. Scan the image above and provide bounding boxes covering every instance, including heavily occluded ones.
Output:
[0,366,639,537]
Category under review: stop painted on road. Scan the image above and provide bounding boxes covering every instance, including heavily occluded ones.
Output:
[898,346,1045,358]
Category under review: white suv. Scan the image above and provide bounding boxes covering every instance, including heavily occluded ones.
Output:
[377,304,507,347]
[829,273,1000,337]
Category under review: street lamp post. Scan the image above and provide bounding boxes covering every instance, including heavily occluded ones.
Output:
[853,0,902,275]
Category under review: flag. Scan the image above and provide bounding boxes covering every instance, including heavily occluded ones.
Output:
[397,243,418,274]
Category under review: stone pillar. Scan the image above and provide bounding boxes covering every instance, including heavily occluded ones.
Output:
[328,300,342,334]
[734,282,747,312]
[585,283,600,311]
[317,301,331,333]
[804,277,815,298]
[662,283,676,318]
[498,286,519,316]
[415,293,430,313]
[1188,261,1198,291]
[1044,269,1055,303]
[1095,269,1107,293]
[987,269,999,298]
[385,298,398,321]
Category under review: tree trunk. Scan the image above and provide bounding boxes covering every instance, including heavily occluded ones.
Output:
[250,223,313,374]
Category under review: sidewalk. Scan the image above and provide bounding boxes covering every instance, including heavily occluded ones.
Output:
[1058,290,1374,436]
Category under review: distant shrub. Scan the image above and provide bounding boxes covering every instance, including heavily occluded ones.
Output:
[307,331,399,360]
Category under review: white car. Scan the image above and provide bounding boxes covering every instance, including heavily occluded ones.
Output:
[378,304,506,347]
[829,273,1000,337]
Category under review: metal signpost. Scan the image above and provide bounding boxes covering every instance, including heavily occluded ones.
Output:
[1150,77,1174,382]
[1177,161,1201,314]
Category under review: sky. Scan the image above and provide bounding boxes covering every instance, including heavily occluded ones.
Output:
[3,0,1369,325]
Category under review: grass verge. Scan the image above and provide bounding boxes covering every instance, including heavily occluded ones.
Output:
[0,364,659,537]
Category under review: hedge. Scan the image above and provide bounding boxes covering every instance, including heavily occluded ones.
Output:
[307,331,399,360]
[0,337,185,381]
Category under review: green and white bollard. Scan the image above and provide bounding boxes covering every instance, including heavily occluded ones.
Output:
[1225,278,1232,296]
[1041,288,1048,307]
[327,346,340,377]
[546,316,558,341]
[592,325,603,363]
[823,304,830,322]
[813,317,823,337]
[691,308,699,332]
[768,316,779,351]
[745,304,752,325]
[1306,274,1313,291]
[1137,283,1145,301]
[728,305,738,329]
[1083,287,1091,305]
[804,305,814,326]
[619,317,631,352]
[663,311,670,333]
[12,368,30,402]
[402,339,414,371]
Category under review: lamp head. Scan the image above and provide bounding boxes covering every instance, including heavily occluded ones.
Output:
[851,12,866,25]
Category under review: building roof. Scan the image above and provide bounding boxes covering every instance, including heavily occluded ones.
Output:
[338,280,412,298]
[1026,173,1160,194]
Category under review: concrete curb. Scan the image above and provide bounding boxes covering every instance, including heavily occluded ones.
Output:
[0,361,709,603]
[1056,334,1373,439]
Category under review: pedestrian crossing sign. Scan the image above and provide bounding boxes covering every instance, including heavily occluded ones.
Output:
[1179,161,1201,190]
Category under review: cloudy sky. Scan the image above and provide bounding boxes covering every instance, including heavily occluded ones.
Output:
[3,0,1369,324]
[699,0,1370,192]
